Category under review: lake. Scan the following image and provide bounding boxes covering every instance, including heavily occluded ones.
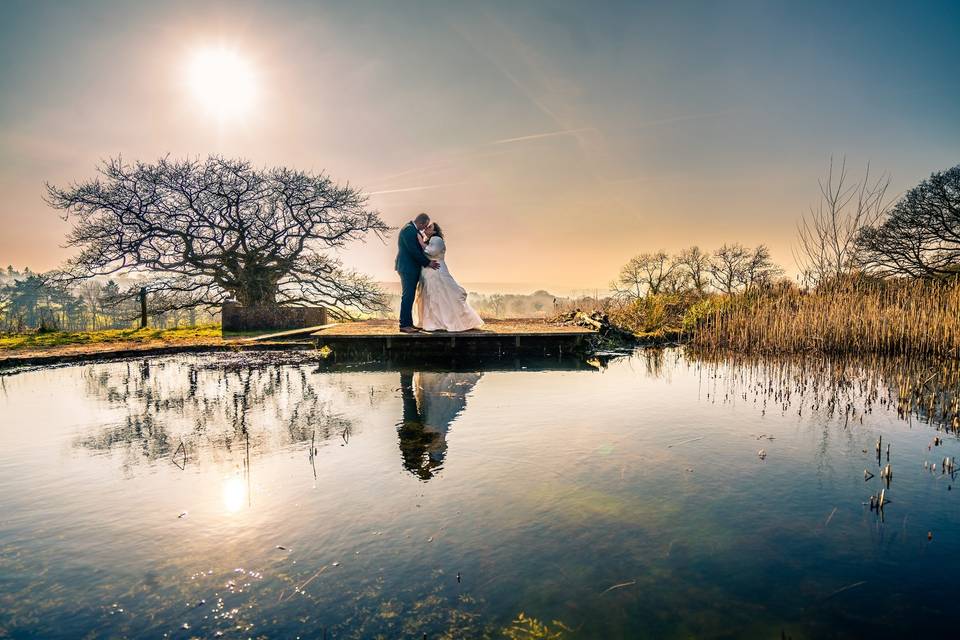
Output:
[0,350,957,639]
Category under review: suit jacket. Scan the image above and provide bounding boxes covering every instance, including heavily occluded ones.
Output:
[395,222,431,273]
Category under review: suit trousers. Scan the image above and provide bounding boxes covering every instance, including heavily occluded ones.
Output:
[398,269,420,328]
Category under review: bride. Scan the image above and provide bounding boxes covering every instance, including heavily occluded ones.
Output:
[416,222,484,332]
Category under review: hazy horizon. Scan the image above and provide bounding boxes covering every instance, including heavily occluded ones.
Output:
[2,1,958,289]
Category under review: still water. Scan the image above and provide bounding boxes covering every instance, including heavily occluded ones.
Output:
[0,350,958,639]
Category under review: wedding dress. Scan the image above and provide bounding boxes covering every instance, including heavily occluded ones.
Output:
[415,371,483,469]
[416,237,484,332]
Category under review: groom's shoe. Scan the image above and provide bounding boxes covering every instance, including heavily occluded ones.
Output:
[399,326,419,334]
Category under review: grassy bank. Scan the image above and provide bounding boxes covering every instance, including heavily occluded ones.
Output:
[0,324,223,351]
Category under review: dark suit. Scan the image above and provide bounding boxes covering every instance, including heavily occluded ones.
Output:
[397,370,437,480]
[395,222,430,328]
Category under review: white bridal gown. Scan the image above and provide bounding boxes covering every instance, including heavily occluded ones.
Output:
[415,371,483,467]
[416,237,484,332]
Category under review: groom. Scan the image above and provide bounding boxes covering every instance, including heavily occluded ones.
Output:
[395,212,439,333]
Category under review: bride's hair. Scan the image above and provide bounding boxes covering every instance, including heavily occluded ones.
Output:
[430,223,444,239]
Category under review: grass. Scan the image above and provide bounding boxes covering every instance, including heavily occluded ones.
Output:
[691,278,960,358]
[0,324,224,351]
[558,276,960,358]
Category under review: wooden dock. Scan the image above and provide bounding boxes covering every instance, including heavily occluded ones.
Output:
[249,319,595,362]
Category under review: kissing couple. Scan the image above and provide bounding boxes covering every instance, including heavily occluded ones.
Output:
[395,212,484,334]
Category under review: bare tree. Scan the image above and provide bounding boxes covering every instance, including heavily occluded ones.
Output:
[489,294,506,317]
[45,156,389,318]
[857,165,960,279]
[709,243,751,294]
[665,254,692,294]
[76,281,105,330]
[675,246,712,294]
[743,244,784,289]
[611,257,645,300]
[795,156,892,286]
[612,251,678,299]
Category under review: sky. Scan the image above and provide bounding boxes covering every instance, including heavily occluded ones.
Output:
[1,0,958,293]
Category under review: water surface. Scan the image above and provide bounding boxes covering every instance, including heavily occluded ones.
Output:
[0,350,958,638]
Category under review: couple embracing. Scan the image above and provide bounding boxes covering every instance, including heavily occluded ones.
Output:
[395,213,483,334]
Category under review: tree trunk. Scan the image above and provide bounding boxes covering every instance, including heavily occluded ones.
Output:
[235,267,280,307]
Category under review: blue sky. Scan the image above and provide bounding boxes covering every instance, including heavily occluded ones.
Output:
[1,0,957,288]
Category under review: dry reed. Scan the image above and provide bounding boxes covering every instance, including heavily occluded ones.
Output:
[692,279,960,359]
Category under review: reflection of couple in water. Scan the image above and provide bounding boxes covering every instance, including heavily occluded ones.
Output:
[397,371,482,480]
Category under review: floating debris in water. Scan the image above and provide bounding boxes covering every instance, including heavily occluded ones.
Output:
[600,579,637,595]
[668,436,705,448]
[864,469,874,481]
[178,511,188,519]
[276,545,290,551]
[824,507,838,527]
[332,562,340,567]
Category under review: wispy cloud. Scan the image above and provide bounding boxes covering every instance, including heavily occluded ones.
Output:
[450,19,570,132]
[365,182,467,196]
[634,110,737,130]
[493,127,596,145]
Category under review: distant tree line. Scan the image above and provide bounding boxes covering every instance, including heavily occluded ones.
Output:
[0,266,213,333]
[611,243,784,301]
[612,160,960,302]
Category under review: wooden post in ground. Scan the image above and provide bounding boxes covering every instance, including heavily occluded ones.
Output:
[139,287,147,329]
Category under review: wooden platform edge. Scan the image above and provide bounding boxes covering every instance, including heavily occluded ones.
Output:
[310,330,595,339]
[242,323,341,342]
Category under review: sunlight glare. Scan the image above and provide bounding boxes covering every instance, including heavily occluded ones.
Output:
[222,475,247,513]
[185,46,257,123]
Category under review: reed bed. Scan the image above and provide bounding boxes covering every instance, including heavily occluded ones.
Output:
[692,279,960,359]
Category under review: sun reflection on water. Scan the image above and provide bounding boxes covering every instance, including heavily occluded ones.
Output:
[222,475,247,513]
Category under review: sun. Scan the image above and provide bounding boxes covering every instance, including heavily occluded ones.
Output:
[185,46,257,122]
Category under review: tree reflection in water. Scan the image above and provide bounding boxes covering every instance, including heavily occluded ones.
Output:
[73,356,357,472]
[397,371,482,480]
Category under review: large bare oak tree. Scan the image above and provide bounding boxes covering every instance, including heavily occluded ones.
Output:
[46,156,389,318]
